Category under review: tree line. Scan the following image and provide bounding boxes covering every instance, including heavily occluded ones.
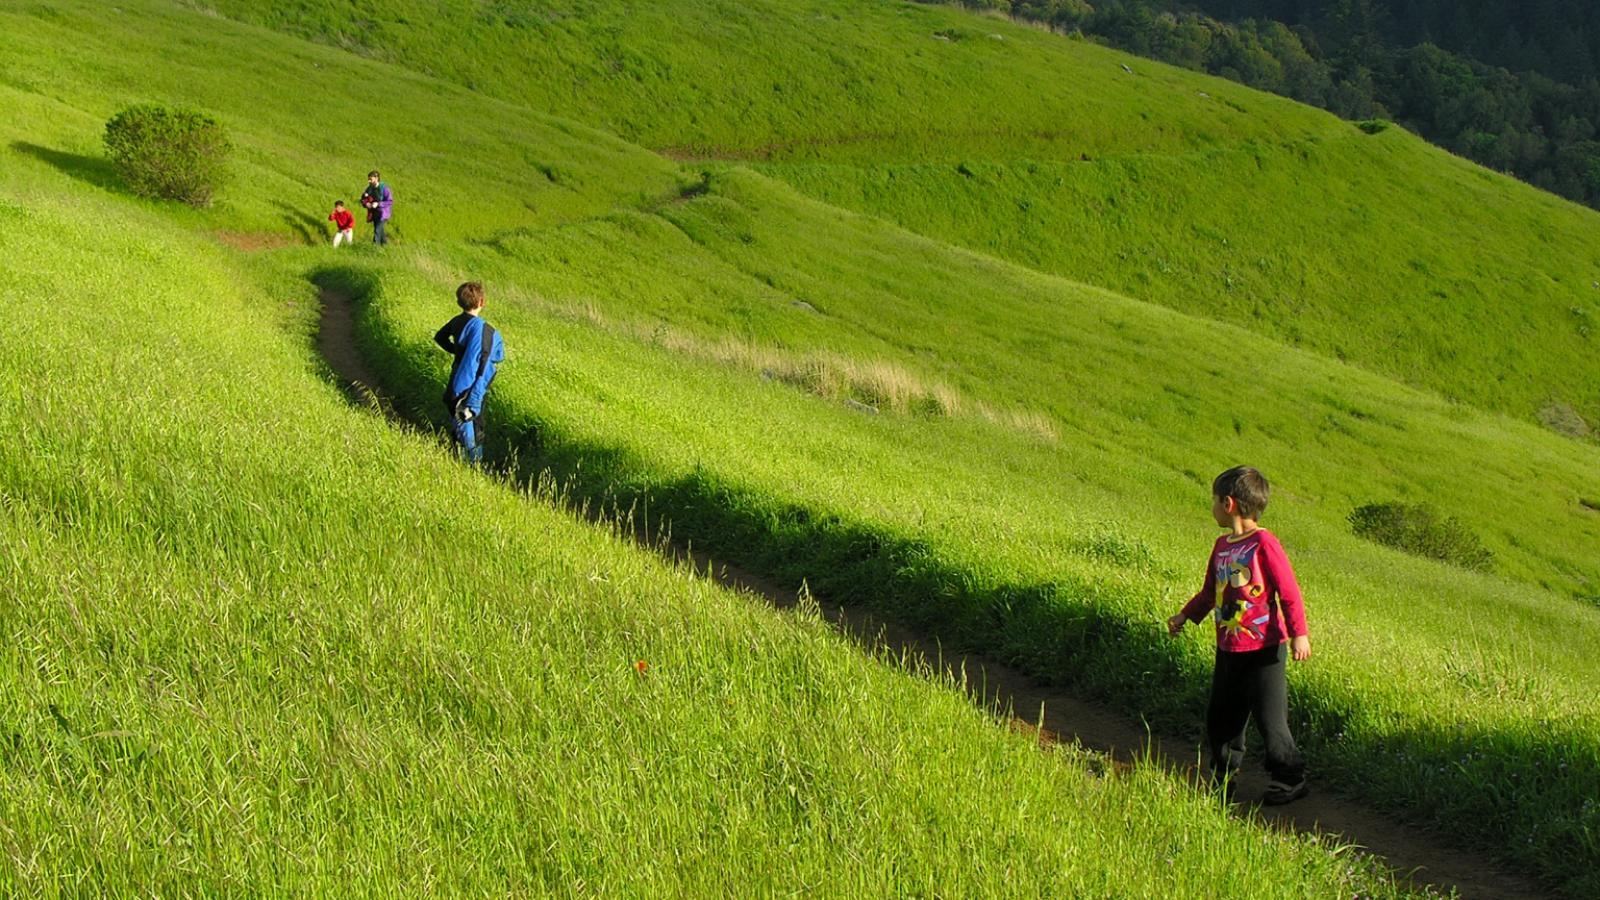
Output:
[1180,1,1600,86]
[941,1,1600,209]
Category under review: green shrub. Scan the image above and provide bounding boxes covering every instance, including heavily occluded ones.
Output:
[1349,501,1494,572]
[103,103,231,205]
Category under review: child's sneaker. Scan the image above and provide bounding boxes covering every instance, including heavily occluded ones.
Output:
[1263,779,1309,805]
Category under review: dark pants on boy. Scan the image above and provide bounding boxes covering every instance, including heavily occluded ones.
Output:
[1206,643,1304,784]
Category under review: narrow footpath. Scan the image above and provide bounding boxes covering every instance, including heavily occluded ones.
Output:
[318,286,1546,900]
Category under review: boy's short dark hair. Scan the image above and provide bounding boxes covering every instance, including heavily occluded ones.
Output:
[1214,466,1270,519]
[456,281,485,310]
[334,199,345,207]
[368,170,381,178]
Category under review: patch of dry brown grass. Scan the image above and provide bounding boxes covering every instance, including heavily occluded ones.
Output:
[521,291,1057,441]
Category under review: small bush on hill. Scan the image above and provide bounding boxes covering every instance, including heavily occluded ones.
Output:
[1349,501,1494,572]
[104,104,231,205]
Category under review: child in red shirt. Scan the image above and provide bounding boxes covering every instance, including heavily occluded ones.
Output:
[1168,465,1311,805]
[329,200,355,247]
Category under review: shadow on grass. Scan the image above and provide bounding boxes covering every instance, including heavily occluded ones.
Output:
[10,141,124,193]
[310,263,1599,900]
[273,199,327,246]
[306,264,1194,695]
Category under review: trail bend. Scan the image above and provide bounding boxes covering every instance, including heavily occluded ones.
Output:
[317,284,1546,900]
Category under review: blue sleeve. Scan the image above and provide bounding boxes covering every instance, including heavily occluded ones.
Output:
[465,328,503,412]
[444,319,482,405]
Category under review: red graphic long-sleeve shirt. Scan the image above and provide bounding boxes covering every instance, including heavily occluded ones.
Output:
[1180,529,1308,653]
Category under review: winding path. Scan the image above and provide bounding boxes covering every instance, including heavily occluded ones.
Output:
[318,285,1547,900]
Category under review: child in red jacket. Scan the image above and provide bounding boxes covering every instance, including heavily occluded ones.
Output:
[1168,465,1311,805]
[329,200,355,247]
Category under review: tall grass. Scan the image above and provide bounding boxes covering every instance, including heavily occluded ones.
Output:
[201,0,1600,431]
[196,0,1340,160]
[0,1,683,239]
[0,115,1415,899]
[761,136,1600,432]
[337,169,1600,894]
[375,169,1600,604]
[4,0,1597,894]
[530,295,1047,432]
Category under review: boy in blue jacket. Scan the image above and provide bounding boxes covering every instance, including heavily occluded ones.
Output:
[433,281,505,464]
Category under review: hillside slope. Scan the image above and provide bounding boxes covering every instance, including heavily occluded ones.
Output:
[3,188,1404,898]
[205,0,1600,432]
[6,0,1599,894]
[0,1,683,238]
[344,165,1600,896]
[0,5,1411,897]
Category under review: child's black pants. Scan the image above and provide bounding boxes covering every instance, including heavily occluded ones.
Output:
[1206,643,1304,784]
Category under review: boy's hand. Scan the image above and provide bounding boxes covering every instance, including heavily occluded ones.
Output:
[1166,613,1188,636]
[1290,635,1311,661]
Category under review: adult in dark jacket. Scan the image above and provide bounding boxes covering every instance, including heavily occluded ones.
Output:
[360,170,394,245]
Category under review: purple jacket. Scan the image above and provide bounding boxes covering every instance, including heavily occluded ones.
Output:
[362,182,393,222]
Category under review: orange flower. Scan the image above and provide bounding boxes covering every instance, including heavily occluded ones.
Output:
[634,659,649,674]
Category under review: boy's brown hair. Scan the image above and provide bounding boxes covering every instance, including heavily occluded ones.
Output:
[456,281,485,310]
[1214,466,1270,519]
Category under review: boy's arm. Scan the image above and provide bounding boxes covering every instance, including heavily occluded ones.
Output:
[1170,549,1217,633]
[433,319,458,354]
[1261,534,1312,660]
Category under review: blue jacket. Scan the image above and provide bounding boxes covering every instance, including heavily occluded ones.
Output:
[434,313,504,413]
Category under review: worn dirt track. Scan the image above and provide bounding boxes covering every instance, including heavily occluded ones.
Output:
[317,286,1548,900]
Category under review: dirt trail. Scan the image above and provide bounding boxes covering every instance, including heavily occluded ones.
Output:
[317,286,1546,900]
[316,284,392,409]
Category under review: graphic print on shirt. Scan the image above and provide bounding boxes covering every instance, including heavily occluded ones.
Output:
[1212,543,1268,640]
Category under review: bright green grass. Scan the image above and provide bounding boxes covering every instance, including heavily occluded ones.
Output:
[382,168,1600,603]
[0,106,1410,900]
[206,0,1600,431]
[340,166,1600,896]
[0,1,683,239]
[762,135,1600,431]
[195,0,1342,160]
[4,0,1597,894]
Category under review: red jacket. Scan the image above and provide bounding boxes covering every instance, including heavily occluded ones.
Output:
[1179,529,1309,652]
[329,208,355,230]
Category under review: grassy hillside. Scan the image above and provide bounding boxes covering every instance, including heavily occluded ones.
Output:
[358,168,1600,603]
[763,134,1600,429]
[0,1,684,239]
[6,0,1599,894]
[204,0,1600,433]
[344,167,1600,897]
[195,0,1341,159]
[0,10,1408,897]
[1,187,1412,898]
